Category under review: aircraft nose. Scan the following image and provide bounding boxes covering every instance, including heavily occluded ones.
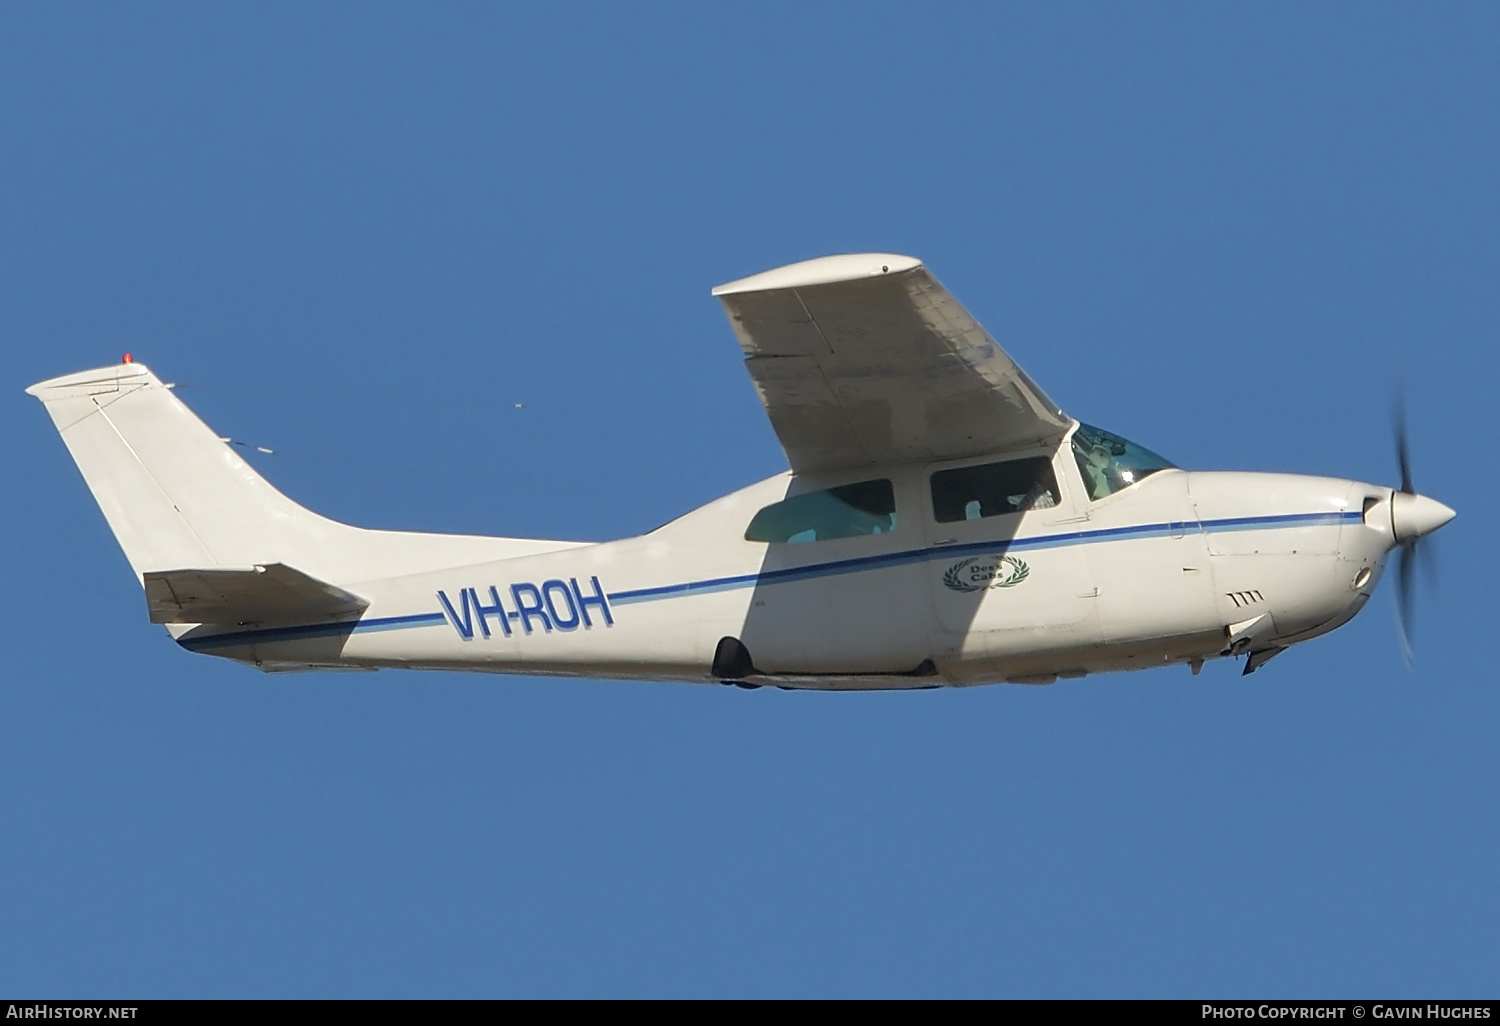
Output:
[1391,492,1456,544]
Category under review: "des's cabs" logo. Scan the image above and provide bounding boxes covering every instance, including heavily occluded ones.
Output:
[942,555,1030,593]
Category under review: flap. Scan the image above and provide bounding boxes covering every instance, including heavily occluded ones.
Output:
[143,563,369,626]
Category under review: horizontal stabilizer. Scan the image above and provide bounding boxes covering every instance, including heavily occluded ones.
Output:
[143,563,368,626]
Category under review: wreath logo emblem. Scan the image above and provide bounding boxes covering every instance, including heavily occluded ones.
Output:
[942,555,1030,593]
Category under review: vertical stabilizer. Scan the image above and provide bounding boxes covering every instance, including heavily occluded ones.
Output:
[28,362,586,591]
[26,362,345,580]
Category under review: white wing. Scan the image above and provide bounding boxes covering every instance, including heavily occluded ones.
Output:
[714,253,1069,473]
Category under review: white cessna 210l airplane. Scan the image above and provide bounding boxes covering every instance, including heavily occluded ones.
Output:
[30,254,1455,688]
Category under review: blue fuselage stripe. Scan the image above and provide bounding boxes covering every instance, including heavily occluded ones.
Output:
[178,510,1360,648]
[179,611,446,651]
[605,510,1358,604]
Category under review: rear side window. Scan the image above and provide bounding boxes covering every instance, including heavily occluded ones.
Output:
[931,457,1059,524]
[745,479,897,544]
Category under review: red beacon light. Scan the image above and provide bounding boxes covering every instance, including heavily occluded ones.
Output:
[122,353,132,364]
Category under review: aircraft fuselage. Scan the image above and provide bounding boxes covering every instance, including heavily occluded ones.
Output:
[175,437,1399,687]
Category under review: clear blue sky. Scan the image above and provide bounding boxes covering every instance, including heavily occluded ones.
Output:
[2,3,1495,998]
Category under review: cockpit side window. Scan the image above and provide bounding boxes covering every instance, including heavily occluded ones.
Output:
[1070,423,1175,501]
[930,457,1060,524]
[745,479,897,544]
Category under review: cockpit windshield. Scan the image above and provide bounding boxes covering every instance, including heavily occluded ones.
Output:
[1070,423,1176,501]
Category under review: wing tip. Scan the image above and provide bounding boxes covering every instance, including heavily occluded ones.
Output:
[712,253,923,297]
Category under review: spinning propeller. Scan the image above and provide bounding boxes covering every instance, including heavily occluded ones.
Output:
[1389,395,1454,662]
